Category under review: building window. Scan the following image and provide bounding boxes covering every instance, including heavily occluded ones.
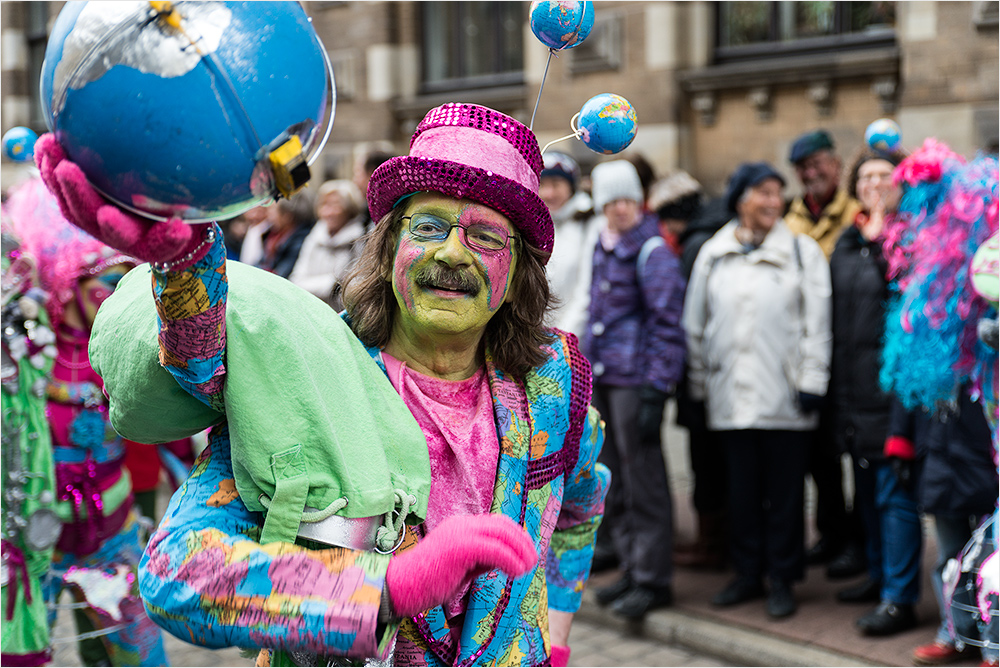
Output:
[570,12,623,75]
[716,1,895,62]
[328,50,358,102]
[421,2,524,93]
[973,1,999,29]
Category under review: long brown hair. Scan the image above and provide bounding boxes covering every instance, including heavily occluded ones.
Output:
[341,204,555,377]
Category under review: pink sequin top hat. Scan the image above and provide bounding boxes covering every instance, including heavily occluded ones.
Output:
[367,103,554,260]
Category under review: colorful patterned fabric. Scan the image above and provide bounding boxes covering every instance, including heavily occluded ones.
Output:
[45,514,168,666]
[43,330,167,666]
[2,182,164,666]
[138,225,608,665]
[1,251,57,666]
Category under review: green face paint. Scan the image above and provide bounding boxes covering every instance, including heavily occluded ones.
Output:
[391,193,518,340]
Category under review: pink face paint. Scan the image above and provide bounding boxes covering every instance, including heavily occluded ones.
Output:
[454,206,516,310]
[393,232,428,312]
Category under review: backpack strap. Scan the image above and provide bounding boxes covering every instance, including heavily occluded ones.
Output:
[636,235,666,290]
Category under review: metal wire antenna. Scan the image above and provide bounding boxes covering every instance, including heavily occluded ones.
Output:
[529,49,556,131]
[540,113,581,155]
[528,1,591,131]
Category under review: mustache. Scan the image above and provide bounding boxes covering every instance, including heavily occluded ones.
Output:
[414,265,481,296]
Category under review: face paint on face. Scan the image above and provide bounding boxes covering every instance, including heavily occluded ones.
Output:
[76,264,131,328]
[391,193,518,338]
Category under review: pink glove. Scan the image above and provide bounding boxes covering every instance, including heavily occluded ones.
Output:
[34,133,214,269]
[385,514,537,618]
[550,645,571,667]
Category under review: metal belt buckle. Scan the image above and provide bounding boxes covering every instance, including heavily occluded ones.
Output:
[296,508,382,551]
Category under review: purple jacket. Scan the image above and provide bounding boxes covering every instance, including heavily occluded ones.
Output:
[582,214,686,392]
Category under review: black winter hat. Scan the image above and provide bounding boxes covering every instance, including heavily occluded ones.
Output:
[789,130,835,164]
[725,162,786,214]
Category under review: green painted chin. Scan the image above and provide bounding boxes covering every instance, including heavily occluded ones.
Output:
[393,282,498,338]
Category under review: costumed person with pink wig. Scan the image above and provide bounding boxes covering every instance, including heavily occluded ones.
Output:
[34,102,609,667]
[1,177,168,666]
[878,139,998,664]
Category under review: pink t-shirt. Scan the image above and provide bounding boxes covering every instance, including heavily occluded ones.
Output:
[381,352,500,618]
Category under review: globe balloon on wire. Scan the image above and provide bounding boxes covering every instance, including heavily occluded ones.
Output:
[40,1,335,223]
[3,127,38,162]
[577,93,638,155]
[865,118,902,153]
[529,0,594,50]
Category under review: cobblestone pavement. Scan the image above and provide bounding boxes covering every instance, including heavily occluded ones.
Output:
[48,589,247,667]
[566,616,732,667]
[50,593,730,667]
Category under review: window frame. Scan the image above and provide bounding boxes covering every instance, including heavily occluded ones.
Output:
[419,1,525,95]
[25,1,50,132]
[713,1,896,64]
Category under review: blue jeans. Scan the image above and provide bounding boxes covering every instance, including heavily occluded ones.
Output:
[875,463,922,605]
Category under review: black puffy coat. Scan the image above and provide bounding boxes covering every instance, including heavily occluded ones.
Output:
[888,391,996,516]
[828,226,893,462]
[678,196,730,281]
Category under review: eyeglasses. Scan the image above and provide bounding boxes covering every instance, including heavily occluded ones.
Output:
[402,213,516,252]
[857,171,893,184]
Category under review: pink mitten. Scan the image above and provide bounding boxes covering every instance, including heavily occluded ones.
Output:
[550,645,571,667]
[34,133,213,269]
[385,514,537,618]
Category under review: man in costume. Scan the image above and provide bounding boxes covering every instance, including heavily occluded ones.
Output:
[35,102,609,667]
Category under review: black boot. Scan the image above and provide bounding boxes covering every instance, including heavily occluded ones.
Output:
[711,577,765,607]
[766,580,796,619]
[836,578,881,604]
[611,584,673,620]
[826,542,866,580]
[856,601,917,636]
[594,573,633,607]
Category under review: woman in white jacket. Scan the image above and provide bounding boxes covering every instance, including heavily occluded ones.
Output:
[682,162,831,620]
[289,180,366,310]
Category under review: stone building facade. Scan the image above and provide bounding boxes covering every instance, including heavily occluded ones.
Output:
[2,1,997,198]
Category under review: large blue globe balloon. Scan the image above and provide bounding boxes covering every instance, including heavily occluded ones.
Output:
[41,1,334,222]
[2,127,38,162]
[577,93,637,155]
[529,1,594,50]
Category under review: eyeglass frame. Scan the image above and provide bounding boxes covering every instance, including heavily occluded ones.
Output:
[856,170,894,184]
[401,213,518,252]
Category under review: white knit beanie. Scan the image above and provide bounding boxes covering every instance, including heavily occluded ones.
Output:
[591,160,644,210]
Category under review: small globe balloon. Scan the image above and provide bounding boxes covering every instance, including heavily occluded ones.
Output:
[41,1,335,223]
[970,231,999,307]
[577,93,638,155]
[3,127,39,163]
[865,118,902,153]
[529,0,594,50]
